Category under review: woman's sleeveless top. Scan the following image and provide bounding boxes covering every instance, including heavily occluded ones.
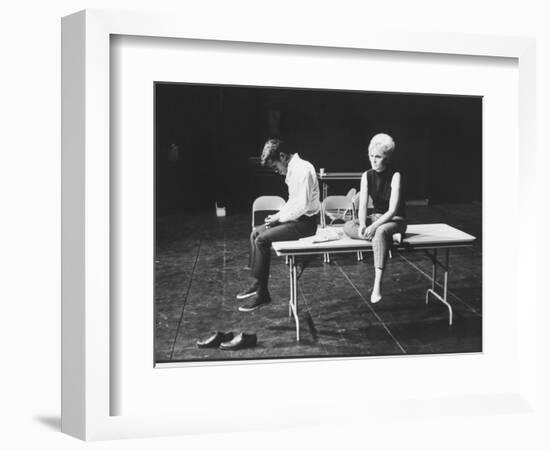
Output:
[366,167,406,218]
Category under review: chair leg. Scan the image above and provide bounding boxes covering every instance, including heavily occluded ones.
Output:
[285,256,289,265]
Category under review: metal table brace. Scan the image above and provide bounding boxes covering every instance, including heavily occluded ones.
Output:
[424,248,453,325]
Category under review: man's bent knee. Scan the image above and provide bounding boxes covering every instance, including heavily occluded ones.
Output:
[255,233,271,248]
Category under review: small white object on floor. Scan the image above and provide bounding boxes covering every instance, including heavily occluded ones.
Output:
[215,202,226,217]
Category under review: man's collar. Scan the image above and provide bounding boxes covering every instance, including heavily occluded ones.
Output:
[288,153,299,169]
[285,153,299,181]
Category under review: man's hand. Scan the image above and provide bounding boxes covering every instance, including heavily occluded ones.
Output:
[358,224,367,238]
[264,215,280,228]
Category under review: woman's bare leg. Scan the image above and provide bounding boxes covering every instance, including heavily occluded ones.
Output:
[370,220,406,303]
[371,268,384,303]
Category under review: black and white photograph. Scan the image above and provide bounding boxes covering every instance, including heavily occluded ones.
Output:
[154,83,482,363]
[4,0,546,446]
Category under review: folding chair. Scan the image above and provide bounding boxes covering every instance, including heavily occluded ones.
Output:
[321,195,355,263]
[346,188,357,199]
[351,192,364,261]
[321,195,354,227]
[249,195,286,268]
[343,188,357,221]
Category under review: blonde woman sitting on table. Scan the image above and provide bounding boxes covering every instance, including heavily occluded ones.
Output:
[344,133,406,304]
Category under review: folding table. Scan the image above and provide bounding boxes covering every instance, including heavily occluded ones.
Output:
[272,223,476,341]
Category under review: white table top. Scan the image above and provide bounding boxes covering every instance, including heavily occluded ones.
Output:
[272,223,476,256]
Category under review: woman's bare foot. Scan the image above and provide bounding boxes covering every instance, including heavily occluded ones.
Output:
[370,290,382,303]
[372,268,384,303]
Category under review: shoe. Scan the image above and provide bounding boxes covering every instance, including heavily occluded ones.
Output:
[236,283,259,300]
[238,292,272,312]
[196,331,234,348]
[219,333,257,350]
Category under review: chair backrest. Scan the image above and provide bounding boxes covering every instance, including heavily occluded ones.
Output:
[251,195,286,228]
[351,192,360,211]
[322,195,353,227]
[346,188,357,200]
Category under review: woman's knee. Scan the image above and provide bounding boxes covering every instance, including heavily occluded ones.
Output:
[373,226,389,242]
[344,219,359,238]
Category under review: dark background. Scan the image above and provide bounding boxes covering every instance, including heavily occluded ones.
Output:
[155,83,482,216]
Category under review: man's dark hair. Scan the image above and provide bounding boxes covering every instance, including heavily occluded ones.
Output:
[260,138,293,166]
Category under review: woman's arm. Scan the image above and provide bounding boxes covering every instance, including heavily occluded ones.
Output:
[358,172,369,236]
[364,172,402,238]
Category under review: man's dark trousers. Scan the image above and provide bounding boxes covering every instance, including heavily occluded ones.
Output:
[251,215,318,287]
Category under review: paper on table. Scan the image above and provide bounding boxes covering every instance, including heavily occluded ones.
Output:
[300,228,345,243]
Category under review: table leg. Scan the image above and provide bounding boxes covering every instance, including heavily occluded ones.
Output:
[425,248,453,325]
[288,256,300,341]
[292,256,294,317]
[293,257,299,341]
[427,248,437,303]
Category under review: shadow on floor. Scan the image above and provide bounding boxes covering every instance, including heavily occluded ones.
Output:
[34,415,61,432]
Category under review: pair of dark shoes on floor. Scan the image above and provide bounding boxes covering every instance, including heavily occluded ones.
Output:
[236,284,271,312]
[196,331,258,350]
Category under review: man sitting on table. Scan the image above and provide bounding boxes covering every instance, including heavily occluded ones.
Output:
[237,138,321,312]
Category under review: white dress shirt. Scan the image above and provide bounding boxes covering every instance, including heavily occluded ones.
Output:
[275,153,321,222]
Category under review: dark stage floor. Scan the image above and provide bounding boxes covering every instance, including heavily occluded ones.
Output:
[155,203,482,363]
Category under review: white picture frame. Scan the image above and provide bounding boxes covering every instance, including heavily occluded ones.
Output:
[61,9,537,441]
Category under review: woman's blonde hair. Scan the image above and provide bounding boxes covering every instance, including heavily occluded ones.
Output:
[368,133,395,157]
